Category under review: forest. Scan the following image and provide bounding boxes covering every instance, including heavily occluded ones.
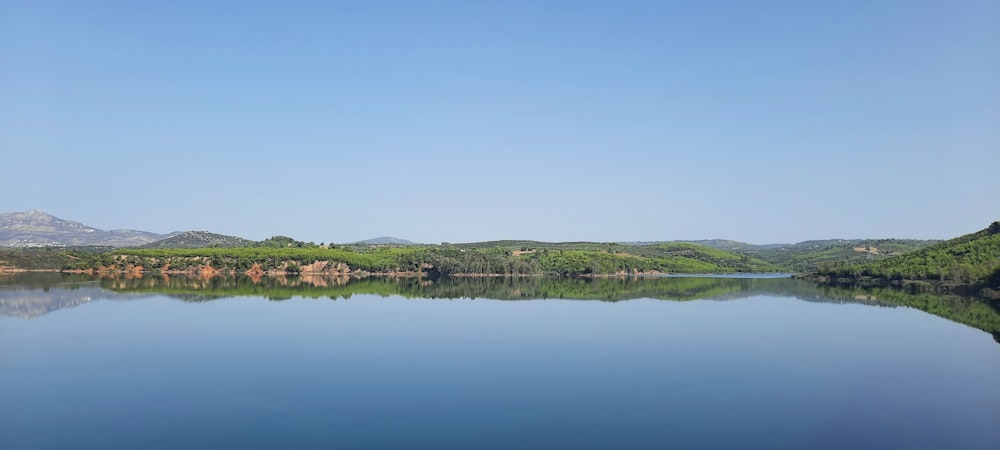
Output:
[66,242,778,276]
[814,222,1000,289]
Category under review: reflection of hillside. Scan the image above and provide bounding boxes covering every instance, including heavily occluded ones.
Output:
[99,273,357,301]
[0,273,156,318]
[797,283,1000,337]
[2,273,998,341]
[99,275,757,302]
[92,274,1000,335]
[0,285,105,318]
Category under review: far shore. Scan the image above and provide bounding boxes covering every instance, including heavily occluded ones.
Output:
[2,267,784,279]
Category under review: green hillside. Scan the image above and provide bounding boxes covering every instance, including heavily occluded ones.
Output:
[648,238,937,273]
[746,238,937,272]
[67,240,779,276]
[645,243,778,272]
[446,240,776,271]
[0,247,110,270]
[141,231,252,248]
[816,222,1000,288]
[439,240,777,274]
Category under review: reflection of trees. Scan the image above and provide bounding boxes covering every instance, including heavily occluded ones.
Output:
[97,275,755,302]
[3,273,998,341]
[101,274,1000,337]
[0,272,101,288]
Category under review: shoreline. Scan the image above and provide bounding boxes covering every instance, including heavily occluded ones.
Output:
[3,267,787,278]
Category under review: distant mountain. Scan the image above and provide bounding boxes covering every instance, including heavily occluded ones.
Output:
[620,239,789,251]
[676,239,766,251]
[354,236,417,245]
[141,231,252,248]
[0,209,171,247]
[665,239,865,252]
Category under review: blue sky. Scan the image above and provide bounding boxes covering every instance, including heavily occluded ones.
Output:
[2,1,997,244]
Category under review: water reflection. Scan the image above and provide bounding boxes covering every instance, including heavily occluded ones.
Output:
[1,272,997,343]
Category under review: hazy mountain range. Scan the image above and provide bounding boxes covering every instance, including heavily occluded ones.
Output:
[0,210,935,260]
[0,210,416,248]
[0,210,176,247]
[354,236,416,245]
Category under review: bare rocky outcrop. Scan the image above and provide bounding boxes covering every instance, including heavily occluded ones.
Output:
[246,263,265,278]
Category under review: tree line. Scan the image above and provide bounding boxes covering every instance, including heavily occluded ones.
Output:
[59,244,777,276]
[815,222,1000,288]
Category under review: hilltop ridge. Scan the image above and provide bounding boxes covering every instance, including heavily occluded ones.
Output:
[0,210,171,247]
[353,236,417,245]
[140,231,253,248]
[814,221,1000,291]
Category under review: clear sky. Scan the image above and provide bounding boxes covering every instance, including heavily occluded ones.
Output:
[1,1,997,244]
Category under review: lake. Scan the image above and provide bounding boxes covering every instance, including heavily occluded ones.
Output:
[1,273,998,449]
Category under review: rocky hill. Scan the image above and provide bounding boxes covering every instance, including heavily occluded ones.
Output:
[140,231,252,248]
[0,210,171,247]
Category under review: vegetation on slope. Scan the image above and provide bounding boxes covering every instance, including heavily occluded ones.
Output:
[140,231,252,248]
[0,247,110,270]
[646,243,778,272]
[626,238,937,273]
[444,241,777,273]
[815,222,1000,288]
[60,241,779,276]
[734,239,937,272]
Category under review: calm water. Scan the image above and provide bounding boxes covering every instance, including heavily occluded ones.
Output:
[1,274,999,450]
